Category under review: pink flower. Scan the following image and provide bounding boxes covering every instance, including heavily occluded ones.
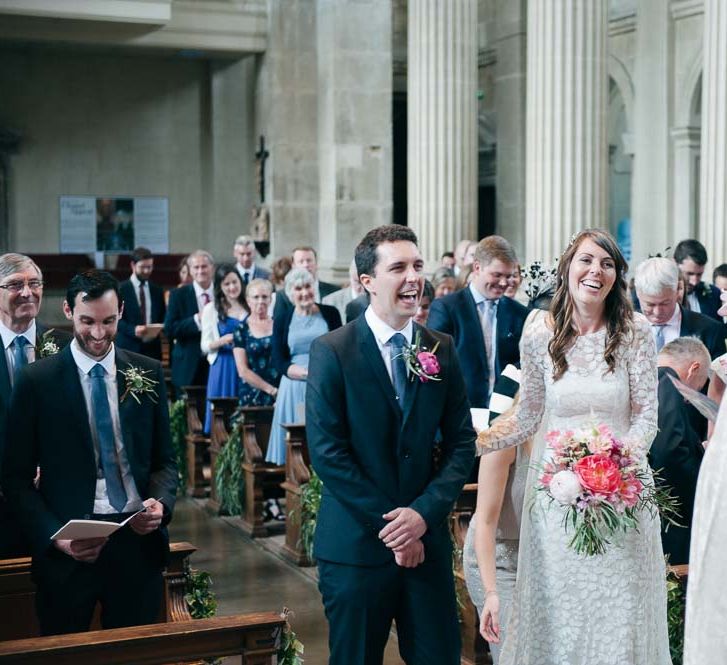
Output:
[574,455,622,495]
[417,351,440,377]
[618,475,643,508]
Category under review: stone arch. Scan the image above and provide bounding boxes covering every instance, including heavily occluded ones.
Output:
[608,54,634,131]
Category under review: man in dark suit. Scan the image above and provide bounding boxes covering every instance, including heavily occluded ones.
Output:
[116,247,166,360]
[164,249,215,397]
[345,292,369,323]
[273,246,340,318]
[428,236,529,409]
[0,253,72,556]
[307,225,475,665]
[2,270,177,635]
[674,239,724,322]
[233,234,270,284]
[650,337,710,565]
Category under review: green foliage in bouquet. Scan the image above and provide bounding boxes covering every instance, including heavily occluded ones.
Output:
[666,570,686,665]
[215,416,245,515]
[278,608,305,665]
[299,470,322,562]
[169,399,188,493]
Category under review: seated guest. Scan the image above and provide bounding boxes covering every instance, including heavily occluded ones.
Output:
[323,259,364,323]
[233,234,270,284]
[201,264,248,433]
[116,247,166,360]
[0,253,71,556]
[164,250,215,398]
[441,251,456,271]
[2,270,176,635]
[413,280,435,327]
[268,268,341,467]
[432,267,456,299]
[273,246,340,318]
[674,239,724,321]
[651,337,711,565]
[233,278,279,406]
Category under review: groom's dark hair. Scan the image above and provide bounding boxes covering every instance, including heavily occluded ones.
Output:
[66,270,121,312]
[355,225,418,277]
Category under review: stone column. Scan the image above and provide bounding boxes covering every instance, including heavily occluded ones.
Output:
[699,0,727,267]
[525,0,608,264]
[408,0,478,263]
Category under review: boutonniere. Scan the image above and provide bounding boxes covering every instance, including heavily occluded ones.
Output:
[700,282,712,299]
[36,329,60,358]
[400,331,442,383]
[119,365,158,404]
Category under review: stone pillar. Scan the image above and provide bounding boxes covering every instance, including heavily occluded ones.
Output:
[630,0,673,265]
[671,126,700,244]
[525,0,608,264]
[699,0,727,267]
[408,0,478,263]
[316,0,393,281]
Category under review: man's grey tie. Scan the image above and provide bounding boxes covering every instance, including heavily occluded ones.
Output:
[12,336,29,383]
[389,333,409,410]
[89,364,127,512]
[653,325,666,352]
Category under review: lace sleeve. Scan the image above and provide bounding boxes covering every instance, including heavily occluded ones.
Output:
[477,311,547,454]
[624,315,658,457]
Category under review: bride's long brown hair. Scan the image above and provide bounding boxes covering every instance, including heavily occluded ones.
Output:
[548,229,633,381]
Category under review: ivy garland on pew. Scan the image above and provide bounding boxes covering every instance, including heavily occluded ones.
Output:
[299,470,323,562]
[183,563,221,665]
[666,569,686,665]
[278,607,305,664]
[215,411,245,515]
[169,399,188,493]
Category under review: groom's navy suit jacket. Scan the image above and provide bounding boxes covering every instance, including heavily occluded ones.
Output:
[2,345,177,586]
[428,289,529,408]
[306,315,475,566]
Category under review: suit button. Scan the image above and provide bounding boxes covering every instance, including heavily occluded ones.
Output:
[402,450,411,459]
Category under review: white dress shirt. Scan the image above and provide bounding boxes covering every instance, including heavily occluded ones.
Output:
[236,262,258,284]
[687,291,701,313]
[652,304,682,348]
[364,306,413,384]
[70,340,142,514]
[129,273,152,325]
[0,319,36,386]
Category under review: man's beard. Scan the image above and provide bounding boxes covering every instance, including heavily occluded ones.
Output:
[74,331,115,359]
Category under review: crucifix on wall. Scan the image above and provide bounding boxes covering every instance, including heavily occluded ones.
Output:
[255,135,269,204]
[251,135,270,245]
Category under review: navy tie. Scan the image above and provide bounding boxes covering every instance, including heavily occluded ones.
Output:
[89,364,127,512]
[12,336,29,383]
[389,333,409,410]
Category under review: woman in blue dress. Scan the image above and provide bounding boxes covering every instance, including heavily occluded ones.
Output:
[201,264,248,433]
[267,268,342,466]
[233,278,279,406]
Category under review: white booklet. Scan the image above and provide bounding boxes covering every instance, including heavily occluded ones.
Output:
[51,505,148,541]
[470,408,490,432]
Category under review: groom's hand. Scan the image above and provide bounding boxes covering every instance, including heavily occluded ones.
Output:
[379,507,427,549]
[394,539,425,568]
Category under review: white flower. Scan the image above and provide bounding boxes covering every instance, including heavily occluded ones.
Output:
[549,470,583,505]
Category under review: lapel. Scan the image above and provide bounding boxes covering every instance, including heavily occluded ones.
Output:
[123,281,142,323]
[401,323,431,428]
[679,306,693,337]
[464,288,487,358]
[115,349,136,463]
[0,339,10,404]
[356,315,402,419]
[59,345,96,459]
[185,284,200,316]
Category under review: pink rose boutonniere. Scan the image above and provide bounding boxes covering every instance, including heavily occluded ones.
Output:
[399,331,442,383]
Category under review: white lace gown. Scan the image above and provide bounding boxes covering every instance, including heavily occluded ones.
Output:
[482,312,671,665]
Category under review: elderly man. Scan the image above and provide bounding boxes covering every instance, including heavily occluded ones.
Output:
[233,235,269,285]
[322,259,364,323]
[674,239,723,321]
[651,337,711,565]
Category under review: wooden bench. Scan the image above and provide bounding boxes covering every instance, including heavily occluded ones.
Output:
[0,542,196,641]
[239,406,283,537]
[0,612,285,664]
[280,423,313,567]
[182,386,211,498]
[207,396,242,514]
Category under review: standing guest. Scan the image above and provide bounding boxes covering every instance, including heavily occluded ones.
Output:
[441,251,456,270]
[713,263,727,293]
[233,235,270,285]
[166,255,192,307]
[345,291,369,323]
[651,337,710,565]
[233,279,279,406]
[268,268,341,467]
[504,263,522,299]
[201,265,248,433]
[432,267,457,299]
[270,256,292,291]
[0,253,71,556]
[117,247,166,360]
[454,239,476,277]
[674,239,724,321]
[2,270,177,635]
[306,224,474,665]
[413,280,435,327]
[323,259,364,323]
[456,264,474,290]
[429,236,529,409]
[164,250,215,398]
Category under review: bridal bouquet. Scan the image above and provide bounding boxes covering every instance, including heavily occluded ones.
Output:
[537,424,678,556]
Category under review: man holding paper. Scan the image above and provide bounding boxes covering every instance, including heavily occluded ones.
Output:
[2,270,177,635]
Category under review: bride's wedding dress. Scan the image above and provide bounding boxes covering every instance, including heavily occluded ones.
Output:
[481,312,671,665]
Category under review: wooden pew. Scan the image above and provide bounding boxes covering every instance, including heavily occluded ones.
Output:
[239,406,283,537]
[280,423,313,567]
[0,542,196,641]
[0,612,285,664]
[182,385,211,498]
[207,397,242,514]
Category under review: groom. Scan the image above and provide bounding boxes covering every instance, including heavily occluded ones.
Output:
[306,225,475,664]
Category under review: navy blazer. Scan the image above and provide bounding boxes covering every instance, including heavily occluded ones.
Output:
[693,282,724,322]
[2,346,177,584]
[164,284,204,390]
[237,264,270,282]
[345,293,369,323]
[679,306,727,359]
[117,279,166,360]
[272,304,342,377]
[306,316,475,565]
[428,289,529,408]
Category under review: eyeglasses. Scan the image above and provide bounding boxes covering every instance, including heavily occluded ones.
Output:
[0,280,44,293]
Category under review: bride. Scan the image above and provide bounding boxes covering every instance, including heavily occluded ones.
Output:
[477,229,671,665]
